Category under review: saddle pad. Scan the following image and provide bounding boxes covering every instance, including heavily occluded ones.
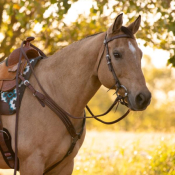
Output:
[0,56,43,115]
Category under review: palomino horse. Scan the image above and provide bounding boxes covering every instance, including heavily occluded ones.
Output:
[0,14,151,174]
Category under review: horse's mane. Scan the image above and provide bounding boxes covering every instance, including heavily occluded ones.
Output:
[84,27,134,40]
[58,27,134,53]
[77,32,103,43]
[85,32,103,39]
[77,26,134,45]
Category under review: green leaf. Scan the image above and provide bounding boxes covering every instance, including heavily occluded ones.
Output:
[168,55,175,67]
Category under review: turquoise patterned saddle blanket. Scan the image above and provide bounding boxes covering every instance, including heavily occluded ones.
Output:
[0,56,42,115]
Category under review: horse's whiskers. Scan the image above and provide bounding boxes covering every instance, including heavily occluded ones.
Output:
[114,102,119,113]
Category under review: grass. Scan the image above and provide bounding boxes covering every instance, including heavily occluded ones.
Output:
[0,131,175,175]
[72,131,175,175]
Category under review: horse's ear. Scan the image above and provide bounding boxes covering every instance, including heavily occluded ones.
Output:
[127,15,141,34]
[108,13,123,35]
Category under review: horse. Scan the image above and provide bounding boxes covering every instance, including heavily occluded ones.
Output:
[0,13,151,175]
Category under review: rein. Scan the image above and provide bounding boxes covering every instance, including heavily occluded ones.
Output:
[13,30,134,174]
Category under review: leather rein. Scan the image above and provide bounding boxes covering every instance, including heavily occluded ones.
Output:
[13,30,134,174]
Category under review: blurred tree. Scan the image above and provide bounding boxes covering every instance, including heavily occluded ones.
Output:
[0,0,174,64]
[0,0,78,60]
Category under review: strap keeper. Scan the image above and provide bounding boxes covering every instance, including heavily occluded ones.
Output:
[103,40,107,44]
[72,135,79,144]
[4,152,11,157]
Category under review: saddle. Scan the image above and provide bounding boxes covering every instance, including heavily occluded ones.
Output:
[0,37,41,170]
[0,37,39,92]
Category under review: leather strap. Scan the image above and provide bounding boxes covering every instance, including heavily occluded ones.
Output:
[19,36,131,122]
[18,41,85,173]
[19,75,77,138]
[86,105,130,124]
[19,75,85,174]
[14,46,23,175]
[11,31,133,174]
[43,117,86,174]
[0,115,15,168]
[19,74,129,122]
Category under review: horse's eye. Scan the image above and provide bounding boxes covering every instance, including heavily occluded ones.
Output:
[113,52,121,59]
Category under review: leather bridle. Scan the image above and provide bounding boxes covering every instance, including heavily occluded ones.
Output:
[97,27,135,99]
[85,27,136,124]
[13,28,135,174]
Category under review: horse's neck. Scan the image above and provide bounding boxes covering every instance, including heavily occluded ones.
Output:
[35,32,105,116]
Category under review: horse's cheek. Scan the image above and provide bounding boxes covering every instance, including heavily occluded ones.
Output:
[97,61,115,88]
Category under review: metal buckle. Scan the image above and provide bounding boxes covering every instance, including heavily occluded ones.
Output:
[106,54,110,58]
[24,80,29,86]
[103,40,107,44]
[120,85,128,97]
[116,84,128,97]
[0,130,10,140]
[33,90,38,97]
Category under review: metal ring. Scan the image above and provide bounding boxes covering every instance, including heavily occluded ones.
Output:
[24,80,29,86]
[0,130,10,140]
[106,54,110,58]
[120,85,128,97]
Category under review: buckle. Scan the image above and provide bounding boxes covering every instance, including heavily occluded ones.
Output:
[106,54,110,58]
[24,80,30,86]
[115,84,128,98]
[120,85,128,97]
[0,130,10,140]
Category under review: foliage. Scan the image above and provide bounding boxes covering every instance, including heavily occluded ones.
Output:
[0,0,175,65]
[1,132,174,175]
[0,0,78,60]
[72,131,175,175]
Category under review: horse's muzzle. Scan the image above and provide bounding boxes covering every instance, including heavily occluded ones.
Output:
[128,91,151,111]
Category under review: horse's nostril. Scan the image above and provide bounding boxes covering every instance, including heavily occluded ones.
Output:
[135,93,145,107]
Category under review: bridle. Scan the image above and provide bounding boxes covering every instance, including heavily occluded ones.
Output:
[97,27,135,99]
[13,28,135,174]
[100,34,131,103]
[85,27,136,124]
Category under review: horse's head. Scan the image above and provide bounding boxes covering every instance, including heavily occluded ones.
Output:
[97,14,151,111]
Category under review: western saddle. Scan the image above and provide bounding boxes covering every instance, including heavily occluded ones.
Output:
[0,37,40,92]
[0,37,41,170]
